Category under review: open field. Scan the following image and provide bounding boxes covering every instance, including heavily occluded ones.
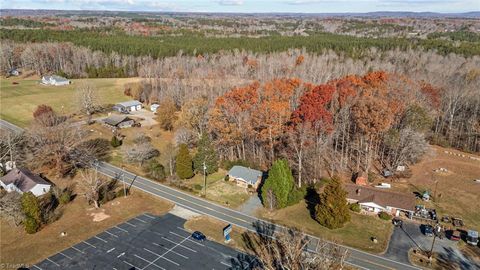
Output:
[0,190,173,266]
[258,201,393,254]
[0,77,137,127]
[184,215,247,252]
[393,145,480,231]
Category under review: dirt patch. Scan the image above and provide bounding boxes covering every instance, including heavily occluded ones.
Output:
[89,210,110,222]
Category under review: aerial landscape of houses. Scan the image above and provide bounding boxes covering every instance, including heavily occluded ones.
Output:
[0,2,479,270]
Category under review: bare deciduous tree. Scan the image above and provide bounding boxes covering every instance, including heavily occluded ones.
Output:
[76,83,101,122]
[78,168,108,208]
[243,222,348,270]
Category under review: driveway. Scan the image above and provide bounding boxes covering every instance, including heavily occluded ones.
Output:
[238,194,262,216]
[129,109,157,127]
[385,220,478,268]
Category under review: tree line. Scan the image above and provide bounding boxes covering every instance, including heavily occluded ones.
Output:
[1,28,479,58]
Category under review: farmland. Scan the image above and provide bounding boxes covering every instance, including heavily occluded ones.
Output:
[0,76,136,127]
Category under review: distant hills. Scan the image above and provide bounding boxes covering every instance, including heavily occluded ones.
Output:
[0,9,479,19]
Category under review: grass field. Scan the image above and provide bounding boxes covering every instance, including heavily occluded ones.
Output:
[394,145,480,231]
[0,190,173,267]
[0,77,137,127]
[259,201,393,253]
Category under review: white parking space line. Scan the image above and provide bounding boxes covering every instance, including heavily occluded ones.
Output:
[32,265,43,270]
[94,236,108,243]
[107,248,116,253]
[83,240,97,248]
[59,252,72,260]
[105,230,119,238]
[161,237,197,253]
[115,225,129,233]
[157,246,189,259]
[123,260,140,269]
[221,261,232,267]
[134,253,166,270]
[143,236,191,269]
[125,221,137,227]
[170,231,205,247]
[159,256,180,266]
[134,217,148,223]
[46,258,60,266]
[143,213,156,219]
[71,246,85,254]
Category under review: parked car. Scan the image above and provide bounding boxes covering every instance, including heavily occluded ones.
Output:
[466,230,479,245]
[192,231,206,241]
[450,230,461,241]
[392,218,403,227]
[423,224,434,237]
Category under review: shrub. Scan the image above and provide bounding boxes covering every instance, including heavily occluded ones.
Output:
[349,203,361,213]
[147,160,166,181]
[193,184,203,191]
[379,212,392,220]
[367,172,377,183]
[111,136,122,148]
[24,216,39,234]
[58,192,72,205]
[286,185,307,207]
[224,175,230,181]
[21,192,41,224]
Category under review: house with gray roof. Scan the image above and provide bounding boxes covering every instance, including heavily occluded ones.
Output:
[0,168,52,197]
[113,100,142,113]
[227,166,263,189]
[103,115,135,129]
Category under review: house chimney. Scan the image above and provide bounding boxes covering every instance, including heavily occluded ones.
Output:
[356,188,361,196]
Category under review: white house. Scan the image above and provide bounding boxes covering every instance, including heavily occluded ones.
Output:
[114,100,142,113]
[41,75,70,86]
[345,184,415,218]
[150,104,160,112]
[0,168,52,197]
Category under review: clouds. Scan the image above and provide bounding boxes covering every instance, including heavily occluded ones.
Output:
[0,0,476,13]
[216,0,244,6]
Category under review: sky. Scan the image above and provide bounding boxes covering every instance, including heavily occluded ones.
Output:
[1,0,478,13]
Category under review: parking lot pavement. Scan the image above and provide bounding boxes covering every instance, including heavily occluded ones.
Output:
[385,220,459,264]
[33,213,256,270]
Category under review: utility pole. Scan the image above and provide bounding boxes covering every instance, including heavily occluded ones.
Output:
[427,224,440,261]
[122,165,127,198]
[203,161,207,197]
[433,175,439,202]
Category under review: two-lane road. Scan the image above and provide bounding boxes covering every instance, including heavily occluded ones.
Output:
[0,119,419,270]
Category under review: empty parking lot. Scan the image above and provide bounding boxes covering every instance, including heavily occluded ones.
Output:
[33,213,256,270]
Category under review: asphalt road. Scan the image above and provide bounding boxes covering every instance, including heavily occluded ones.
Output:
[1,119,420,270]
[34,213,257,270]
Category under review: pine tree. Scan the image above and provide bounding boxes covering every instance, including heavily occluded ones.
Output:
[176,143,194,179]
[111,135,122,148]
[261,159,294,209]
[315,177,350,229]
[21,192,42,233]
[193,134,218,174]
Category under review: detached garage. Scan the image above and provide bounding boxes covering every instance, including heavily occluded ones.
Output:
[114,100,142,113]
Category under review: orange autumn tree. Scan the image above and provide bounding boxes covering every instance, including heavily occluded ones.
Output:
[209,79,301,164]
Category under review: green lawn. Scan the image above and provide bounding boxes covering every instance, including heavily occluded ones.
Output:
[259,201,393,253]
[0,77,136,127]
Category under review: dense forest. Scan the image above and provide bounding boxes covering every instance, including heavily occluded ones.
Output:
[1,28,479,58]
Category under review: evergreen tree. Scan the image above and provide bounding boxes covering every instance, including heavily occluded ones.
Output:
[110,135,122,147]
[176,143,194,179]
[21,192,42,233]
[193,134,218,174]
[261,159,294,209]
[315,177,350,229]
